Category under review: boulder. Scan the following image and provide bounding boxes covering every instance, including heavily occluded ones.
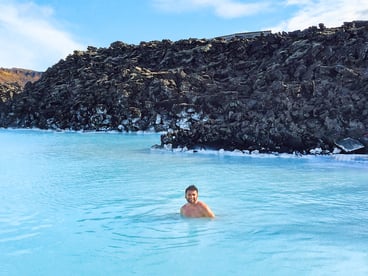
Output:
[335,137,365,153]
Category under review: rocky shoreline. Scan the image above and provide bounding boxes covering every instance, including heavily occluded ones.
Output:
[0,21,367,154]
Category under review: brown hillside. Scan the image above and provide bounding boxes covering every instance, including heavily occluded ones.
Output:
[0,68,42,87]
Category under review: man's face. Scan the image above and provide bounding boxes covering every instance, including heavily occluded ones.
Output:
[185,189,198,204]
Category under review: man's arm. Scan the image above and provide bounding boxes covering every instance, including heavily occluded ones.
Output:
[199,201,215,218]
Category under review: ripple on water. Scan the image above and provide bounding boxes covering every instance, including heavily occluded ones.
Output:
[0,211,54,257]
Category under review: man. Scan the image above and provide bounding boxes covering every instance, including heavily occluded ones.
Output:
[180,185,215,218]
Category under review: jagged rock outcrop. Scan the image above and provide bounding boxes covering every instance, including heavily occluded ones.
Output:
[0,82,22,102]
[0,68,42,123]
[0,21,367,154]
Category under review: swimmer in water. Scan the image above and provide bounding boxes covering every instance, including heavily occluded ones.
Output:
[180,185,215,218]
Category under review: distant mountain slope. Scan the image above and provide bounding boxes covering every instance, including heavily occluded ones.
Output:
[0,68,42,87]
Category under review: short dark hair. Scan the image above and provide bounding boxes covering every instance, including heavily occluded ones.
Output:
[185,185,198,193]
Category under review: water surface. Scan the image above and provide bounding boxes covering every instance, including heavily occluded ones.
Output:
[0,129,367,275]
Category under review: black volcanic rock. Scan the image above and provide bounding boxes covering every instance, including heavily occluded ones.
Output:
[0,21,367,154]
[335,137,365,153]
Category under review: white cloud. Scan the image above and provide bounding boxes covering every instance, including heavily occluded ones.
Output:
[153,0,270,18]
[285,0,312,4]
[272,0,368,32]
[0,0,84,71]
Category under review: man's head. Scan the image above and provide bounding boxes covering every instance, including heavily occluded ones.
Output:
[185,185,199,204]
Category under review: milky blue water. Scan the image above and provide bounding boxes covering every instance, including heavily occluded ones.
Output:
[0,129,367,275]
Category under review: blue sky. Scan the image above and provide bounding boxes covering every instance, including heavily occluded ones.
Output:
[1,0,367,71]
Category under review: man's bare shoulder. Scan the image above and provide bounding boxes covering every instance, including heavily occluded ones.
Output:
[198,201,215,218]
[180,203,189,214]
[181,203,189,210]
[197,201,208,207]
